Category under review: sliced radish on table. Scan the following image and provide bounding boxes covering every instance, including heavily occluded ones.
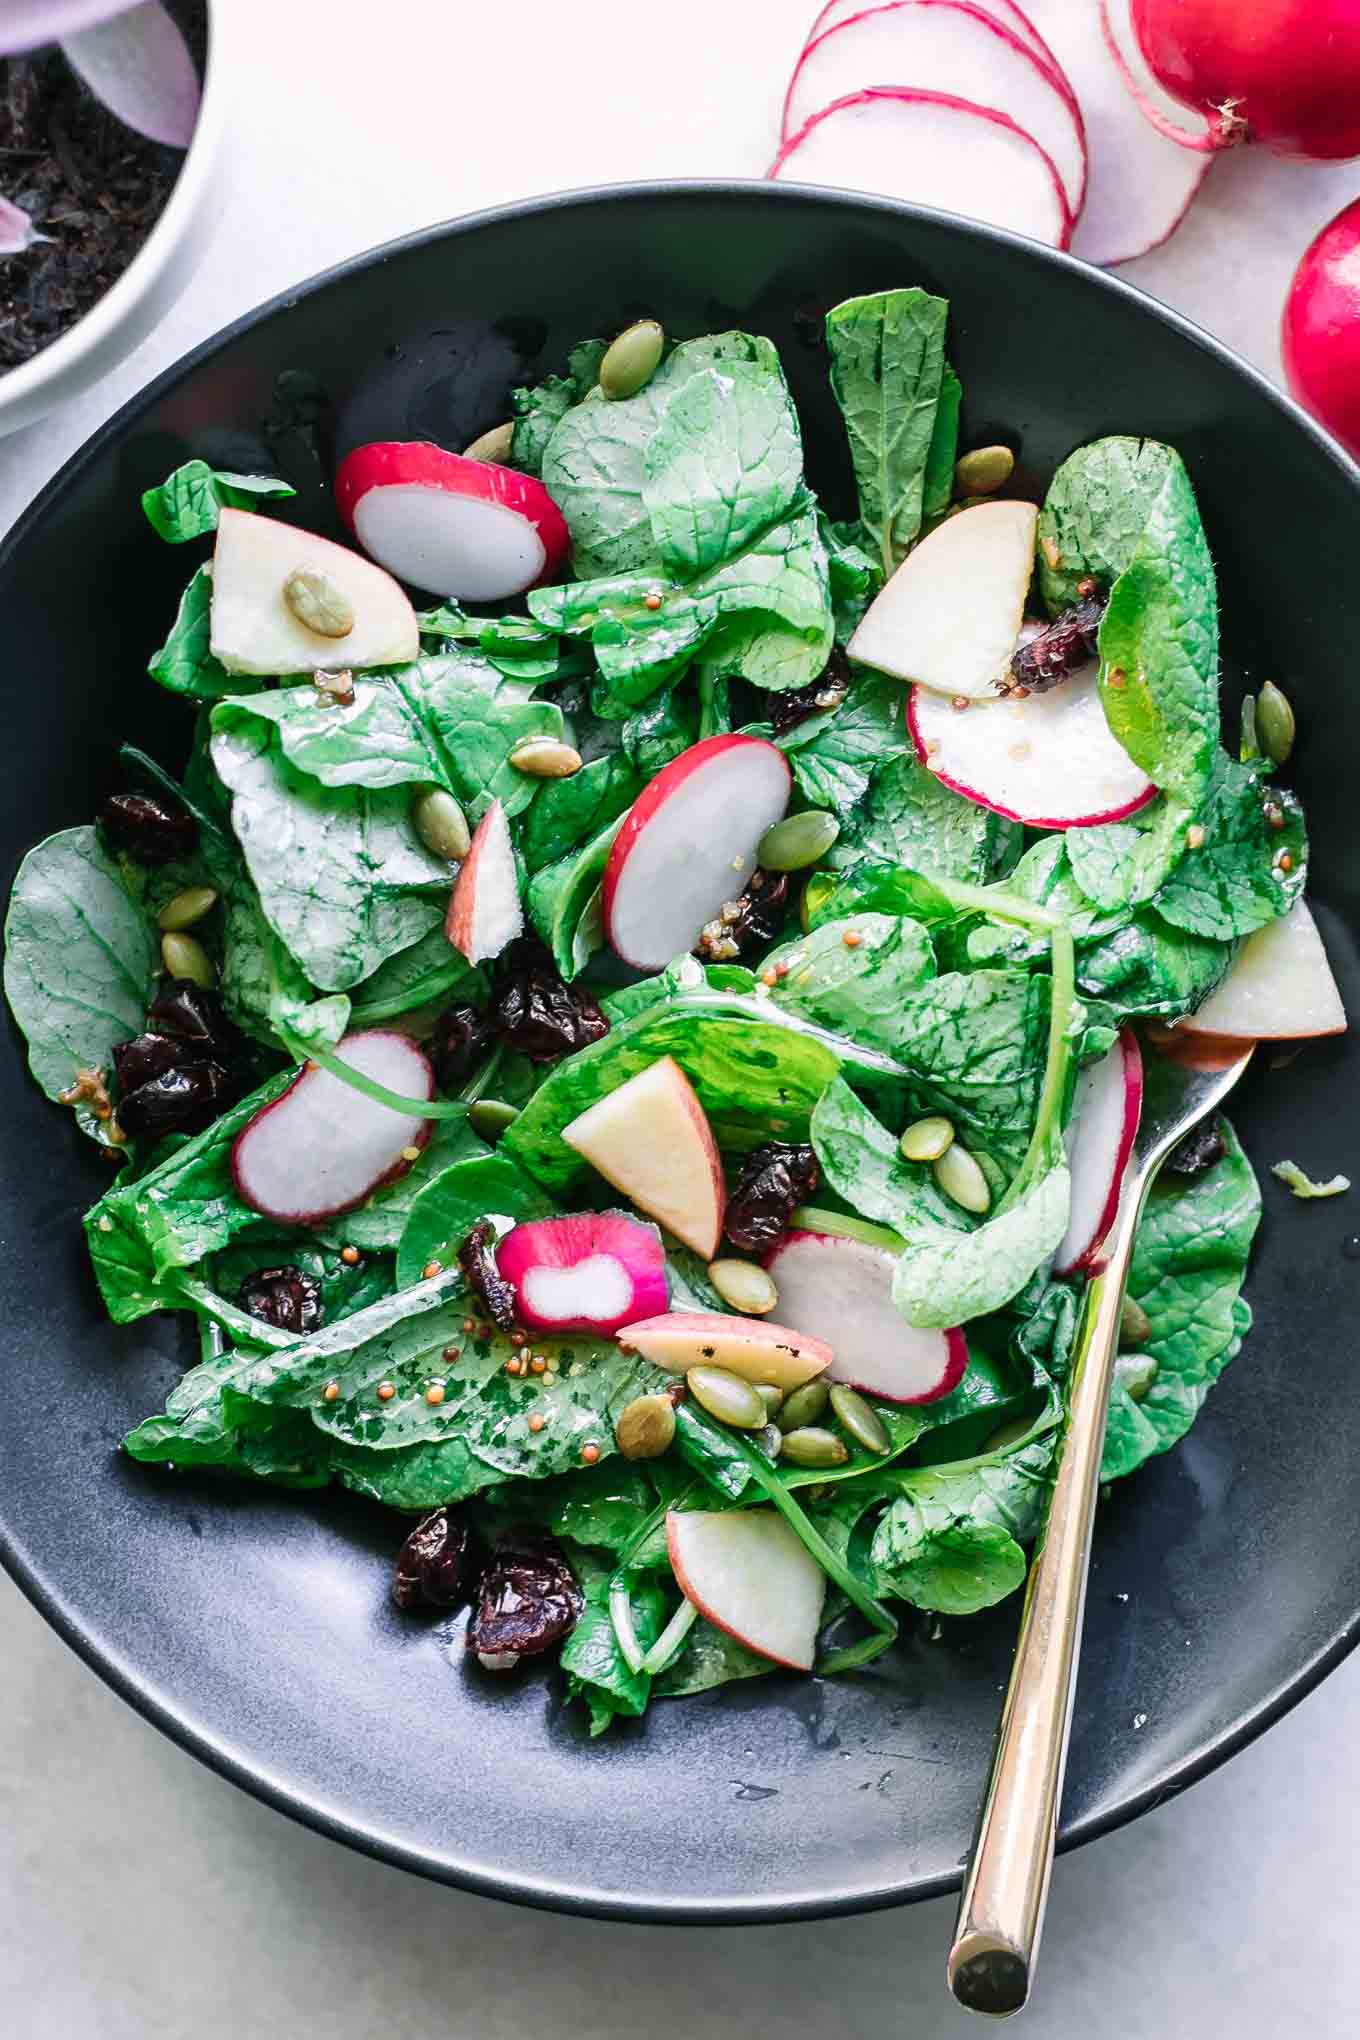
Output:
[766,1227,967,1402]
[445,798,522,965]
[232,1031,434,1223]
[1023,0,1210,263]
[1053,1031,1143,1274]
[908,656,1157,826]
[1175,900,1347,1043]
[800,0,1069,80]
[208,508,418,678]
[495,1214,669,1335]
[602,736,791,971]
[335,441,570,602]
[848,500,1038,699]
[562,1057,726,1258]
[667,1509,826,1670]
[770,88,1071,248]
[617,1310,832,1393]
[784,3,1087,219]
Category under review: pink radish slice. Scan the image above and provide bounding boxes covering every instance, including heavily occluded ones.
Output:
[908,658,1156,828]
[770,88,1071,249]
[667,1510,826,1671]
[801,0,1069,81]
[445,799,522,965]
[1053,1031,1143,1275]
[602,736,791,971]
[335,441,569,602]
[766,1228,968,1403]
[232,1032,434,1224]
[1022,0,1209,263]
[784,3,1087,219]
[495,1215,669,1335]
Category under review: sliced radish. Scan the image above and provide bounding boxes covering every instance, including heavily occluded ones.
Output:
[771,87,1071,248]
[562,1058,726,1259]
[232,1031,433,1224]
[1053,1031,1143,1274]
[667,1509,826,1671]
[495,1214,669,1335]
[908,657,1157,827]
[801,0,1069,79]
[1175,900,1347,1043]
[208,508,418,678]
[784,4,1087,219]
[335,441,570,602]
[1023,0,1211,264]
[765,1228,967,1403]
[445,799,522,965]
[848,501,1038,700]
[616,1310,832,1393]
[602,736,791,971]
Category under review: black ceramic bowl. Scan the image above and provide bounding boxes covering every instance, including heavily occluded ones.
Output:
[2,184,1358,1923]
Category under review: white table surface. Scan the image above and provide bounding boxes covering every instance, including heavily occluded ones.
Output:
[3,4,1358,2033]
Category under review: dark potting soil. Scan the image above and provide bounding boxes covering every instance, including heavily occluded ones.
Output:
[0,0,207,375]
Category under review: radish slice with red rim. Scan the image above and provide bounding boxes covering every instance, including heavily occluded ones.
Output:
[799,0,1070,82]
[770,87,1072,249]
[765,1227,968,1403]
[496,1215,669,1335]
[335,441,570,602]
[784,2,1087,218]
[1053,1031,1143,1275]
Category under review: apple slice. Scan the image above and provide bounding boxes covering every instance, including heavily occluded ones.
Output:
[908,655,1157,827]
[335,441,570,602]
[848,500,1039,699]
[495,1214,669,1335]
[445,799,522,965]
[603,736,791,970]
[1054,1031,1143,1275]
[232,1031,433,1223]
[668,1509,826,1671]
[616,1310,831,1392]
[208,507,418,677]
[562,1057,725,1257]
[765,1226,967,1403]
[1175,901,1347,1043]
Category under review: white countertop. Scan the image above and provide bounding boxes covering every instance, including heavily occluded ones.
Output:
[3,4,1358,2032]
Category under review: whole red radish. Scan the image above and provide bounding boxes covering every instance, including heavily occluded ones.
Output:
[1282,198,1360,462]
[1122,0,1360,159]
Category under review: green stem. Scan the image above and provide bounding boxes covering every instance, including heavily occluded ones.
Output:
[731,1436,898,1653]
[640,1598,699,1677]
[1009,920,1076,1202]
[609,1579,647,1675]
[926,872,1061,933]
[277,1025,471,1120]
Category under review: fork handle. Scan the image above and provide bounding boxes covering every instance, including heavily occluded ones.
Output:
[947,1177,1148,2018]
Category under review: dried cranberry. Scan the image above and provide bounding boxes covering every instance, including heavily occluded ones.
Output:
[112,1031,196,1093]
[430,1003,494,1092]
[117,1062,233,1138]
[695,869,790,964]
[1005,593,1107,696]
[237,1266,324,1335]
[466,1531,582,1666]
[725,1140,820,1254]
[767,647,851,736]
[147,979,240,1058]
[1166,1123,1226,1178]
[490,936,609,1064]
[392,1507,473,1611]
[97,791,198,866]
[458,1218,518,1332]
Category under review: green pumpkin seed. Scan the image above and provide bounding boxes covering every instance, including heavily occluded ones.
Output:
[933,1141,992,1214]
[953,444,1015,497]
[1256,680,1295,766]
[600,319,664,400]
[160,931,214,988]
[799,870,837,933]
[615,1392,676,1460]
[755,1382,785,1417]
[1119,1295,1152,1348]
[411,787,471,862]
[900,1114,954,1163]
[509,736,583,779]
[686,1365,767,1430]
[776,1377,830,1433]
[779,1424,849,1469]
[468,1098,519,1140]
[462,421,514,463]
[983,1415,1034,1455]
[156,885,218,933]
[707,1258,778,1315]
[1239,692,1260,763]
[757,809,840,873]
[829,1382,890,1455]
[283,566,355,639]
[754,1421,784,1460]
[1114,1352,1159,1404]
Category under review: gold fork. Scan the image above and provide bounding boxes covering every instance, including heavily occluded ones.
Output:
[948,1035,1256,2018]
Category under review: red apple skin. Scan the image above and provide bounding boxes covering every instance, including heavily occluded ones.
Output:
[665,1514,813,1672]
[905,690,1158,830]
[1056,1030,1144,1277]
[615,1310,831,1386]
[601,735,792,953]
[334,440,570,588]
[562,1056,726,1258]
[445,798,511,962]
